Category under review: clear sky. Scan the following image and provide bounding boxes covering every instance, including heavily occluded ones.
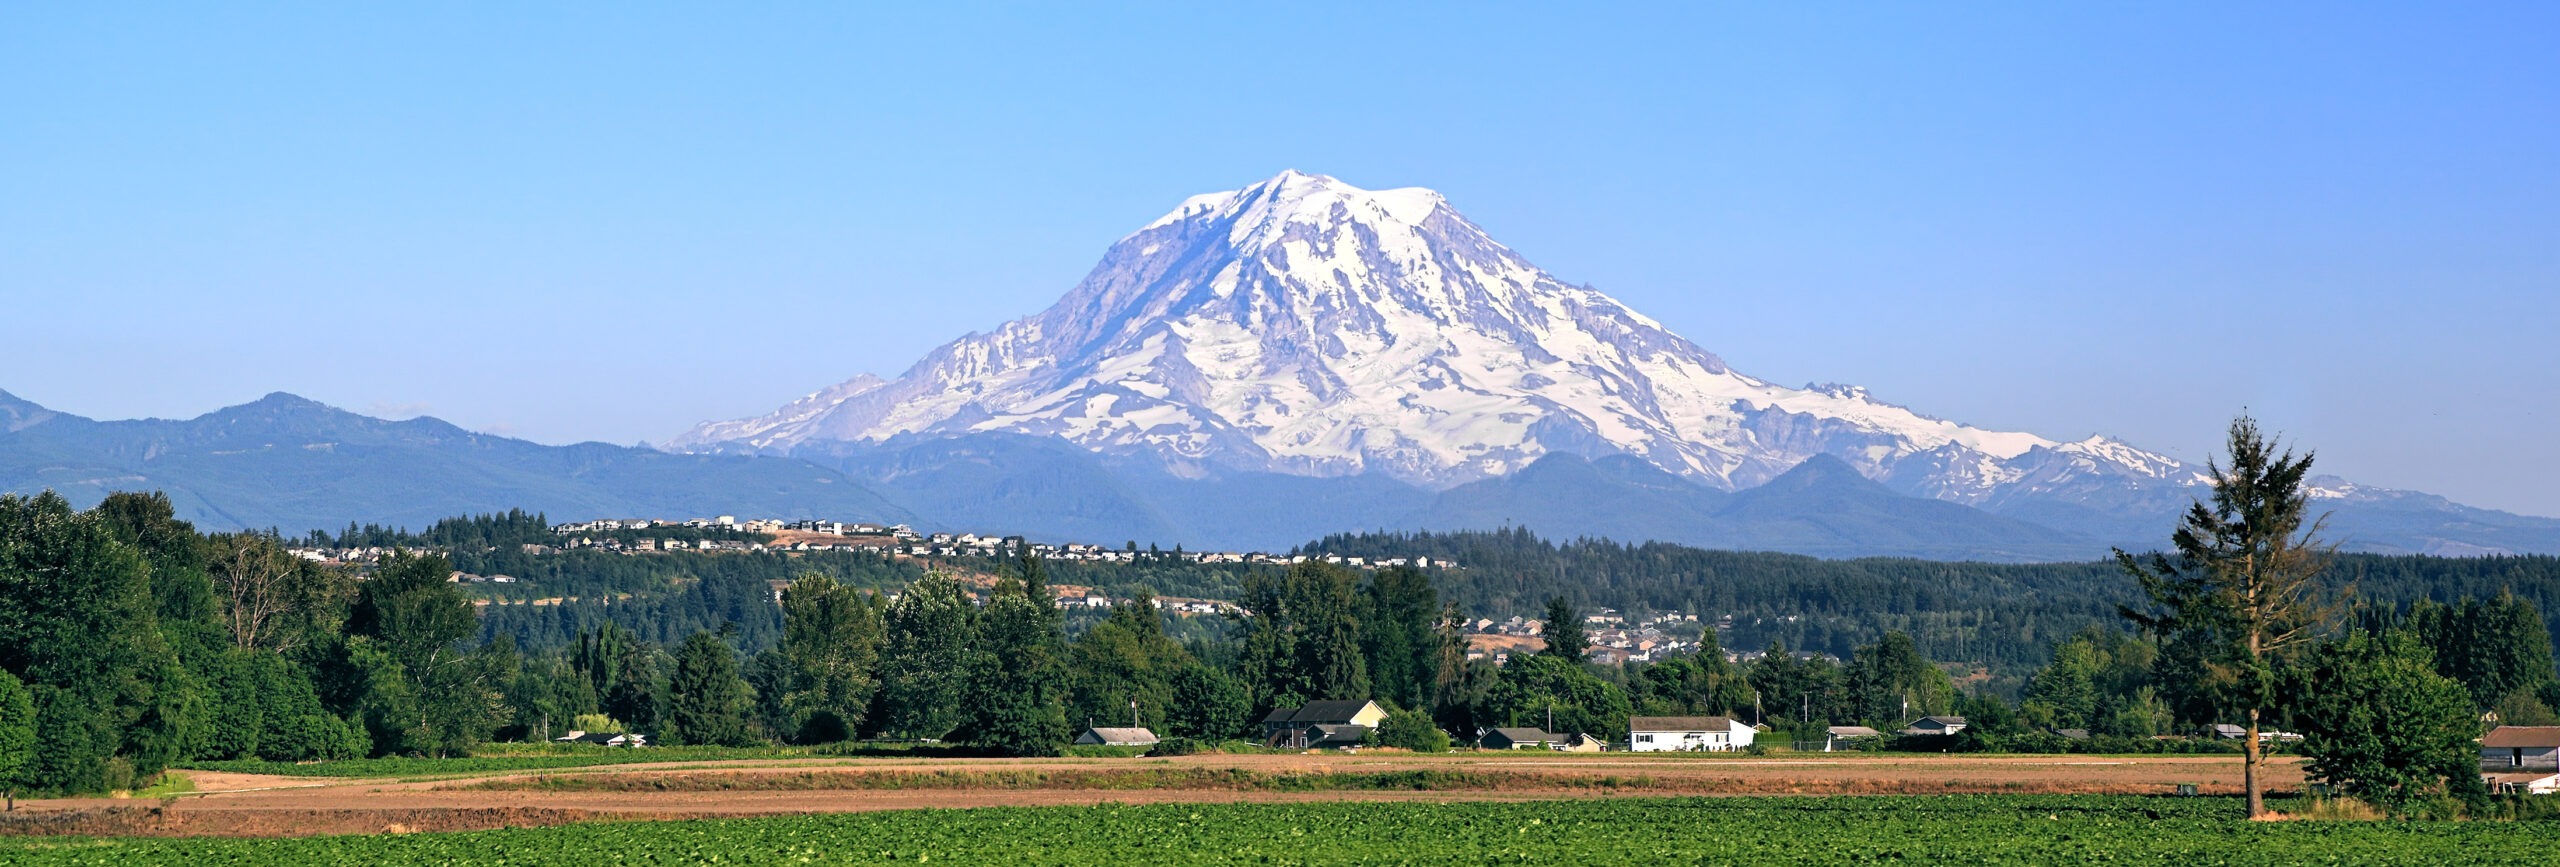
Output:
[4,3,2554,515]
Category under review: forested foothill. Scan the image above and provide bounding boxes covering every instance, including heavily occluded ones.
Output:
[0,417,2548,821]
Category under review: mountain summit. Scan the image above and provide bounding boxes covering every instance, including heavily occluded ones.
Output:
[672,170,2185,496]
[665,171,2560,556]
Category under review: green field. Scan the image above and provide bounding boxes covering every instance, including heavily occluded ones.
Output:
[4,796,2549,865]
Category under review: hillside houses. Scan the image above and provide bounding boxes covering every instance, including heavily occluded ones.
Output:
[1464,610,1701,665]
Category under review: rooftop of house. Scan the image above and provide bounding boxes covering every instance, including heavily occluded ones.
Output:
[1262,699,1379,725]
[1081,726,1159,744]
[2483,726,2560,749]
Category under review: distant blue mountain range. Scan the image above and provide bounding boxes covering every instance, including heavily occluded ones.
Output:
[11,389,2553,562]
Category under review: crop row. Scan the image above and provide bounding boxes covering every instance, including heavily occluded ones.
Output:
[4,795,2546,865]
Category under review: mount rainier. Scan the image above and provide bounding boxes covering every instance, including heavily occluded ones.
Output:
[671,170,2557,558]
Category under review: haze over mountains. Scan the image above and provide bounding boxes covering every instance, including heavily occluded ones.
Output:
[0,389,911,534]
[6,171,2554,560]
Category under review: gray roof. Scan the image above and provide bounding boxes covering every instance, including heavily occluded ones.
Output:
[1486,727,1556,743]
[1077,727,1160,745]
[1266,700,1378,725]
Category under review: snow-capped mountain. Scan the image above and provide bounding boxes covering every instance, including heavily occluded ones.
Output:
[671,169,2196,505]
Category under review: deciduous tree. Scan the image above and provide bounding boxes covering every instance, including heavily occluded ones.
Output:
[2292,627,2484,811]
[775,574,882,742]
[876,571,974,739]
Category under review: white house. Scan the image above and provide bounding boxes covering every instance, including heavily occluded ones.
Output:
[1628,715,1756,752]
[2482,726,2560,772]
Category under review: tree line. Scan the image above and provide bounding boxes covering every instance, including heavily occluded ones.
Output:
[1,414,2551,816]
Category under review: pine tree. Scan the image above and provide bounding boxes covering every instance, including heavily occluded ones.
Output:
[1542,597,1588,661]
[1362,566,1440,710]
[2119,415,2335,818]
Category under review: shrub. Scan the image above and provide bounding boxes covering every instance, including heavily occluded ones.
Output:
[1148,737,1208,757]
[1375,709,1450,753]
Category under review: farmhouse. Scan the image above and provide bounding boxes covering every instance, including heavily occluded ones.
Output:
[1628,715,1755,752]
[1262,700,1388,750]
[1479,727,1559,750]
[1901,716,1969,736]
[1555,732,1607,752]
[2482,725,2560,772]
[1074,726,1160,747]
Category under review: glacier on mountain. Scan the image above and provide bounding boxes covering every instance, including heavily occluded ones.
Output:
[670,170,2203,507]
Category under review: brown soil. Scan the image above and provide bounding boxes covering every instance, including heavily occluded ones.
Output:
[0,752,2301,839]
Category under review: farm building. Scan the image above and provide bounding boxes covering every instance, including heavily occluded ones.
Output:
[2482,726,2560,772]
[1628,716,1755,752]
[1074,726,1160,747]
[1822,725,1884,751]
[1901,716,1969,736]
[1479,727,1558,750]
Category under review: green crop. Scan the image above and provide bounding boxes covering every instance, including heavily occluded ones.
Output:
[3,795,2543,865]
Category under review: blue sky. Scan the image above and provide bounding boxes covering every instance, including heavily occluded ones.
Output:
[4,3,2554,515]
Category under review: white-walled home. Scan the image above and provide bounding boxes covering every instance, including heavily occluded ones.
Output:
[1628,716,1756,752]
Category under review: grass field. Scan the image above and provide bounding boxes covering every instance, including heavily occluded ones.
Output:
[1,796,2545,865]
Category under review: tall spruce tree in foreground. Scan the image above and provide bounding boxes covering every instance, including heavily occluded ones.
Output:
[2119,415,2333,818]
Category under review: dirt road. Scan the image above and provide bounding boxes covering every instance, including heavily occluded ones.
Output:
[2,751,2300,838]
